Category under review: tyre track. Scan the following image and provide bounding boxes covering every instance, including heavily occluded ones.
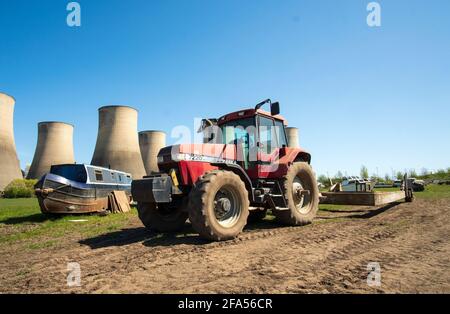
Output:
[2,198,449,293]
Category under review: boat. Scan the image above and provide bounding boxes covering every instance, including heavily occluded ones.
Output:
[34,164,132,214]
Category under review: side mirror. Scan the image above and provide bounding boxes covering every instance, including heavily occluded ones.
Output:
[271,102,280,116]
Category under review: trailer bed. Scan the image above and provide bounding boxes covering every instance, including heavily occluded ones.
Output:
[320,191,406,206]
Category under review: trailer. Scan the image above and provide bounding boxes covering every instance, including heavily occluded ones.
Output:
[320,174,414,206]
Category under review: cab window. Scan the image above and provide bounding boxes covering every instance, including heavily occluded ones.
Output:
[220,117,257,169]
[274,120,288,147]
[258,116,278,154]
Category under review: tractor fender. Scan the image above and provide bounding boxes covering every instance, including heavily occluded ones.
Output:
[294,151,311,164]
[211,163,255,202]
[281,147,311,164]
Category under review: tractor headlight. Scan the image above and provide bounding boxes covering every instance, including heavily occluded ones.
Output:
[172,153,191,162]
[158,153,192,163]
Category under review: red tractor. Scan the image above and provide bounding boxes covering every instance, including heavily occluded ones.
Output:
[131,99,319,241]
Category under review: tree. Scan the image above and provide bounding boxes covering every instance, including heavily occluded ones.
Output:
[409,169,418,178]
[317,175,329,187]
[420,168,429,177]
[360,165,369,179]
[371,173,380,182]
[396,171,404,180]
[436,169,446,179]
[335,171,343,180]
[384,173,391,183]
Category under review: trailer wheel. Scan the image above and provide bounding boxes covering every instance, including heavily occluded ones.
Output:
[273,162,319,225]
[137,201,188,233]
[188,171,249,241]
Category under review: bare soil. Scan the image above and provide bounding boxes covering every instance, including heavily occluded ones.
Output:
[1,198,449,294]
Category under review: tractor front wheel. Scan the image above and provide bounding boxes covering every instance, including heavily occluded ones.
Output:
[188,171,250,241]
[273,162,319,225]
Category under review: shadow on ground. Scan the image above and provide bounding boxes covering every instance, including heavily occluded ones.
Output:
[79,219,283,249]
[319,202,401,220]
[320,208,368,214]
[0,211,106,225]
[79,203,401,249]
[0,213,61,225]
[79,224,206,249]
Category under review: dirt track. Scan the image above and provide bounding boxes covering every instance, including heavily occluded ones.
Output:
[1,198,449,294]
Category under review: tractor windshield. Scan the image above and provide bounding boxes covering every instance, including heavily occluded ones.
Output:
[220,118,257,168]
[219,117,256,146]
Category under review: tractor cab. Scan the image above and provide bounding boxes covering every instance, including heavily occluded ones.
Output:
[200,99,297,178]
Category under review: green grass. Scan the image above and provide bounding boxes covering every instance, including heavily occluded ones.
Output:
[413,184,450,199]
[319,204,349,212]
[0,198,138,250]
[374,184,450,199]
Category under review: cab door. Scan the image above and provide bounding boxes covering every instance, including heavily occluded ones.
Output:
[221,117,258,177]
[256,116,282,178]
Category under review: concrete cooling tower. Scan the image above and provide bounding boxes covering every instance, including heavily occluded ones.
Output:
[286,127,300,148]
[91,106,146,179]
[139,130,166,174]
[27,122,75,179]
[0,93,23,191]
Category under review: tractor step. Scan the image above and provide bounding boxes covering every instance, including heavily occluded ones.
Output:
[268,194,288,208]
[273,207,289,211]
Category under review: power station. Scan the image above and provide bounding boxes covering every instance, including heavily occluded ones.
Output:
[286,127,300,148]
[0,92,23,191]
[27,122,75,180]
[91,105,146,179]
[139,130,166,174]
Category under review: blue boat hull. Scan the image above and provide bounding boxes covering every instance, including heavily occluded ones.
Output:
[35,173,131,214]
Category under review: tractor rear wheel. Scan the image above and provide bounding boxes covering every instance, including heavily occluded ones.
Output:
[188,171,250,241]
[137,200,188,233]
[273,162,319,225]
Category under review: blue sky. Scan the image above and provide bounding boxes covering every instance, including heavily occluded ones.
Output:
[1,0,449,178]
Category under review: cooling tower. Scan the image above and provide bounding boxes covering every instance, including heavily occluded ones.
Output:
[27,122,75,179]
[139,130,166,174]
[91,106,146,179]
[286,127,300,148]
[0,93,22,191]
